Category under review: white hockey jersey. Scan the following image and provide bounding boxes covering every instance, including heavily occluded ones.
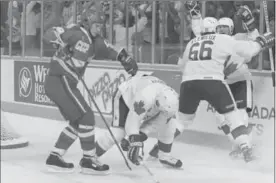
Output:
[117,75,179,135]
[225,29,260,84]
[178,15,262,82]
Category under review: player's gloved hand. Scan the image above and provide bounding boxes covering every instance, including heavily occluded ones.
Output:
[121,138,130,151]
[117,48,138,76]
[185,1,200,17]
[124,57,138,76]
[236,5,256,32]
[127,134,144,165]
[121,132,148,151]
[255,32,275,49]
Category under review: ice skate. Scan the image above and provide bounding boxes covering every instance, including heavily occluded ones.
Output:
[46,152,74,173]
[159,153,183,169]
[229,143,243,159]
[79,156,110,175]
[242,147,257,163]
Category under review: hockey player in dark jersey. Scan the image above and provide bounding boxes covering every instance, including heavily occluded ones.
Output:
[43,8,138,174]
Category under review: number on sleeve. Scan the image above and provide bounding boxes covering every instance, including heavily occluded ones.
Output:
[188,40,214,61]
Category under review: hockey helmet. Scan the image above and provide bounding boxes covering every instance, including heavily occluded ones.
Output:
[79,8,105,29]
[156,87,179,117]
[201,17,218,34]
[217,17,234,35]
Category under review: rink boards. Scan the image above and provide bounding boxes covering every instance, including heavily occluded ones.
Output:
[1,57,275,149]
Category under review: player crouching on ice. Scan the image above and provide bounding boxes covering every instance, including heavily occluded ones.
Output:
[95,75,183,168]
[43,8,138,174]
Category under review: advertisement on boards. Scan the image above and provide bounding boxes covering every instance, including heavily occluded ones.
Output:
[14,61,55,106]
[83,67,154,115]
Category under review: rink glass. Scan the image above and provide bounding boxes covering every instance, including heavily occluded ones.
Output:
[0,0,275,71]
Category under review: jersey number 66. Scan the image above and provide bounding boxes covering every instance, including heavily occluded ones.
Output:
[188,40,214,61]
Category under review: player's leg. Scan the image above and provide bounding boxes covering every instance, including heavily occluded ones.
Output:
[228,80,254,158]
[156,117,183,168]
[45,75,109,174]
[149,80,200,158]
[205,80,255,162]
[95,89,127,157]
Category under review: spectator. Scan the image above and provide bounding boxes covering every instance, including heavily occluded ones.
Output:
[113,5,147,55]
[21,1,41,56]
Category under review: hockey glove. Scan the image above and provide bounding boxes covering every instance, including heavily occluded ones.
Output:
[236,6,256,32]
[127,134,144,165]
[185,1,201,17]
[121,132,148,152]
[255,32,275,49]
[117,48,138,76]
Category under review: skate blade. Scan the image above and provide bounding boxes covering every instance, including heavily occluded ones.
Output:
[46,165,75,173]
[80,167,110,175]
[161,163,183,170]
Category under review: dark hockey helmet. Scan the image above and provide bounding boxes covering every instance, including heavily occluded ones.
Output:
[79,8,105,29]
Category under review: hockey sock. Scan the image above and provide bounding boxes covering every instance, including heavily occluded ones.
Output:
[221,124,231,135]
[78,125,96,157]
[231,125,251,149]
[53,126,78,156]
[155,128,181,151]
[95,142,106,157]
[158,141,172,153]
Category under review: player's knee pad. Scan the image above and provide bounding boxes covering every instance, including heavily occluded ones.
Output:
[71,111,95,127]
[97,127,125,151]
[139,113,166,136]
[175,118,185,134]
[157,118,176,145]
[215,111,227,127]
[238,108,249,127]
[224,110,245,131]
[72,112,96,143]
[178,112,195,127]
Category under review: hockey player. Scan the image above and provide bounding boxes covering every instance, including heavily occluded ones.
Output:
[43,8,138,174]
[176,10,274,163]
[95,75,183,168]
[215,14,259,158]
[148,1,274,162]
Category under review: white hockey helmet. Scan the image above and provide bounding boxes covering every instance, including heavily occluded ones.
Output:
[156,87,179,117]
[201,17,218,34]
[217,17,234,35]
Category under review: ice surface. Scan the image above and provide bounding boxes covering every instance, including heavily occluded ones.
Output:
[1,112,274,183]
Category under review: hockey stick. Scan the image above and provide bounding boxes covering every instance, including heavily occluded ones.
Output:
[69,60,132,171]
[262,0,275,87]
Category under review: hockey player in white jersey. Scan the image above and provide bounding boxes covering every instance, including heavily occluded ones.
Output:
[147,2,274,160]
[183,2,261,157]
[215,13,259,158]
[95,75,183,168]
[153,0,274,163]
[177,14,273,163]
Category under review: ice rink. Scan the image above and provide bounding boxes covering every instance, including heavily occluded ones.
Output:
[1,112,274,183]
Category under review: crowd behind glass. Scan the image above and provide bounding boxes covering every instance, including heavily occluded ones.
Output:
[0,0,275,70]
